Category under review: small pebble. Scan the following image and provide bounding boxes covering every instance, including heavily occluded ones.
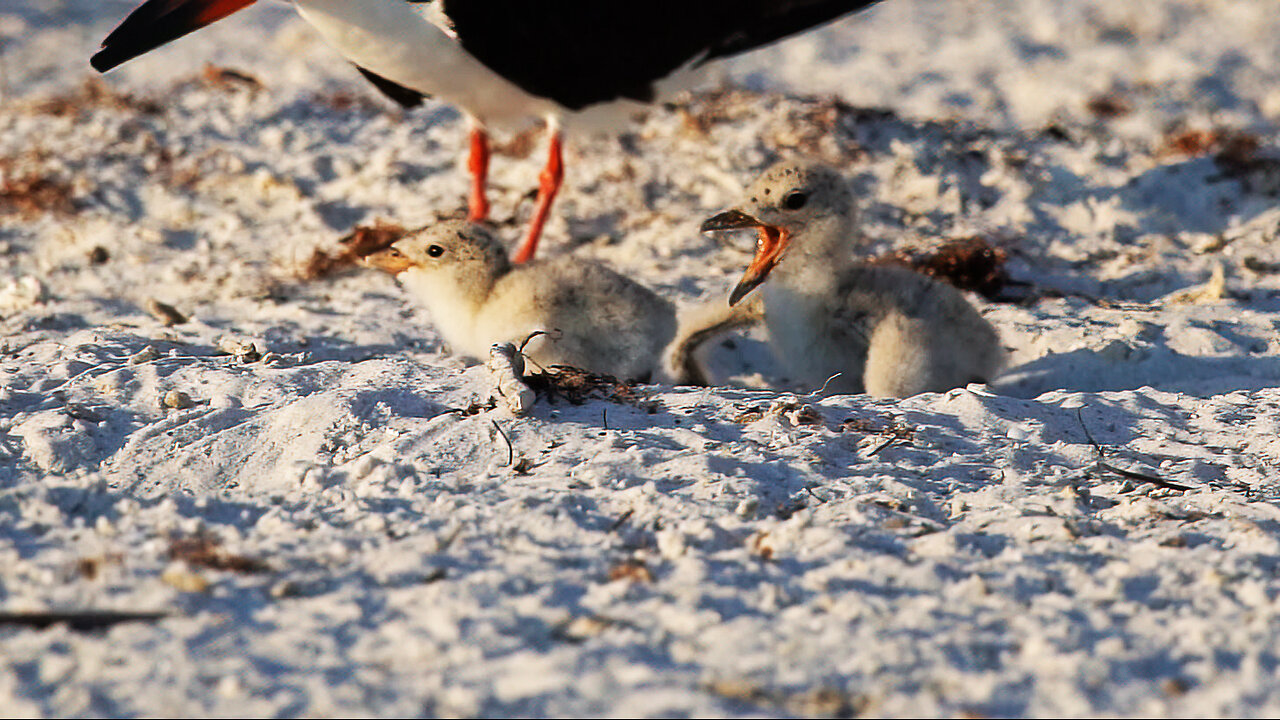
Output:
[128,345,159,365]
[270,580,301,598]
[163,390,194,409]
[144,298,189,326]
[217,337,262,363]
[768,398,822,426]
[161,564,210,593]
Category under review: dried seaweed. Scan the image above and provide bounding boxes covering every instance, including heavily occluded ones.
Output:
[168,535,270,574]
[841,415,917,455]
[673,87,766,136]
[75,553,122,580]
[526,365,652,408]
[672,89,868,163]
[871,237,1010,299]
[299,221,408,280]
[20,77,162,118]
[0,170,77,219]
[1160,127,1259,162]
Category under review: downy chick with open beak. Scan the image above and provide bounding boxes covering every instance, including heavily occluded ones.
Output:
[365,220,676,381]
[701,161,1005,397]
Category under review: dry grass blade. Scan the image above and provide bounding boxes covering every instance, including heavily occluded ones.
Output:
[1075,408,1194,492]
[490,420,514,467]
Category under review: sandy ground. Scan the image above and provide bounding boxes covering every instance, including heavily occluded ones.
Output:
[4,0,1280,716]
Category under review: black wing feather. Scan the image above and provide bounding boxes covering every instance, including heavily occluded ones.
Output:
[355,65,431,108]
[440,0,883,110]
[704,0,883,61]
[91,0,257,73]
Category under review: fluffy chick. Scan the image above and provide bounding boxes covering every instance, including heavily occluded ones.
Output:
[701,160,1005,397]
[365,220,676,380]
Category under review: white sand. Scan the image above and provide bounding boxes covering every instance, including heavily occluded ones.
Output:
[4,0,1280,715]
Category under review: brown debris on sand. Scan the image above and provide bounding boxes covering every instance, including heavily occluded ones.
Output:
[20,77,162,118]
[144,298,189,326]
[527,365,652,408]
[871,237,1010,299]
[1160,127,1259,161]
[168,535,270,574]
[299,221,409,280]
[1086,92,1131,120]
[0,170,77,219]
[200,64,264,93]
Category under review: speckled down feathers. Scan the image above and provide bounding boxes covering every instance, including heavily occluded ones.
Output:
[385,221,676,380]
[717,161,1005,396]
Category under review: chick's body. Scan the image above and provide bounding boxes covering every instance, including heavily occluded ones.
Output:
[760,260,1003,396]
[368,221,675,380]
[703,161,1005,397]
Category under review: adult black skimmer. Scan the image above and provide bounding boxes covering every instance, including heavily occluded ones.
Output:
[701,161,1004,397]
[91,0,885,263]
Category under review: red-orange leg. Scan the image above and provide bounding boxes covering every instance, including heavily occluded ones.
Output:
[512,129,563,264]
[467,125,490,222]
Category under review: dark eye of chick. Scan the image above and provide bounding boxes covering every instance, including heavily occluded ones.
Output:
[427,244,445,258]
[782,191,808,210]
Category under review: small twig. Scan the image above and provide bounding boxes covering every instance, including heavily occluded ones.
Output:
[517,348,552,375]
[609,509,635,532]
[514,328,567,378]
[1076,407,1104,455]
[519,330,555,354]
[811,372,844,396]
[865,423,912,456]
[866,435,899,456]
[602,407,608,430]
[1076,407,1193,492]
[490,419,513,467]
[803,486,829,504]
[0,611,168,631]
[1096,460,1194,492]
[435,524,464,553]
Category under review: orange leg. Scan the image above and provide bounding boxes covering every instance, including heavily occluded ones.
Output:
[467,125,490,222]
[512,128,563,264]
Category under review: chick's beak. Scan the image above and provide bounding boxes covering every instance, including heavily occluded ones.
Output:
[700,209,763,233]
[362,247,414,275]
[701,209,789,306]
[729,225,789,305]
